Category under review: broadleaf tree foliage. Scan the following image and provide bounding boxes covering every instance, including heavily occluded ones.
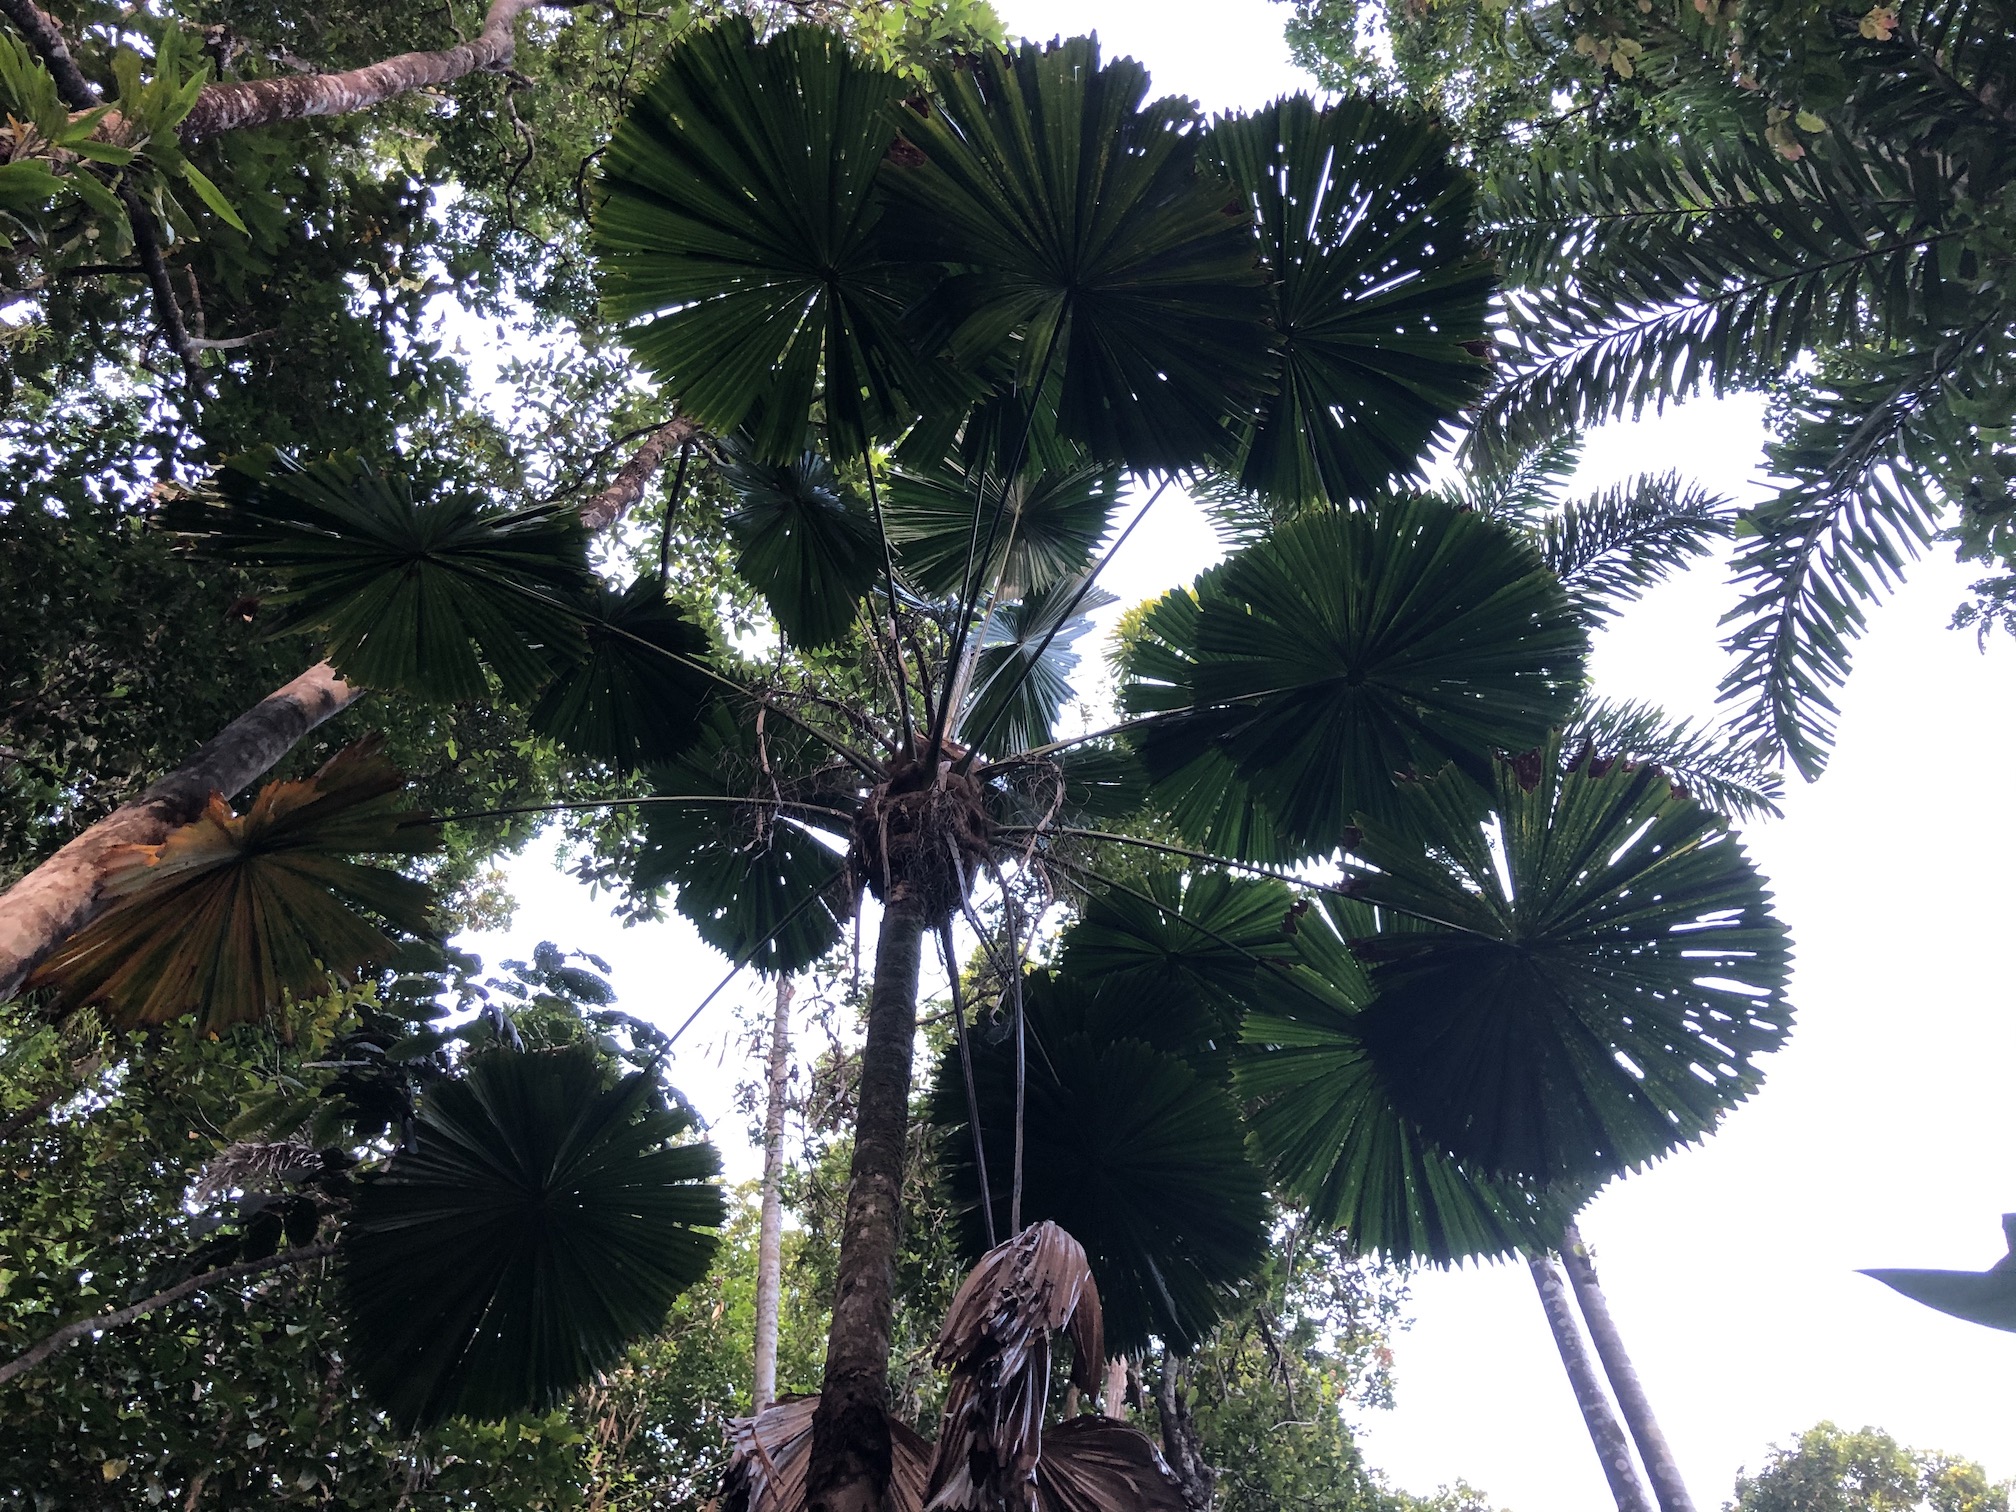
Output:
[0,3,1807,1505]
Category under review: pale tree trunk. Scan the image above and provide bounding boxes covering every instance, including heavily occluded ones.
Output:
[0,1240,335,1388]
[1100,1353,1129,1420]
[806,893,928,1512]
[1529,1255,1654,1512]
[1561,1224,1697,1512]
[753,973,795,1412]
[0,661,362,1000]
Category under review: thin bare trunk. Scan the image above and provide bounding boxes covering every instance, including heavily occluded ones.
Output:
[754,974,795,1412]
[1530,1255,1653,1512]
[1561,1224,1696,1512]
[806,894,928,1512]
[1153,1349,1214,1512]
[580,418,701,532]
[0,661,362,999]
[0,1240,335,1387]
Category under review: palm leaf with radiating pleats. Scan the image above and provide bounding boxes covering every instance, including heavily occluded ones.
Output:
[720,444,883,649]
[339,1045,724,1429]
[930,972,1270,1353]
[1346,748,1794,1185]
[530,578,715,771]
[177,452,591,702]
[594,21,944,461]
[959,574,1117,759]
[1207,95,1494,508]
[27,739,439,1031]
[879,36,1273,473]
[883,452,1122,598]
[630,704,857,973]
[1119,496,1588,857]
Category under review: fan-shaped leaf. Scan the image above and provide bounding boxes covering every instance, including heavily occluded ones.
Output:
[1348,749,1793,1185]
[960,573,1117,759]
[28,739,439,1031]
[930,973,1270,1353]
[181,452,590,701]
[632,704,857,973]
[595,21,934,460]
[722,445,882,648]
[339,1045,724,1428]
[883,453,1122,599]
[1120,497,1588,856]
[530,578,715,771]
[880,36,1273,473]
[1208,95,1494,507]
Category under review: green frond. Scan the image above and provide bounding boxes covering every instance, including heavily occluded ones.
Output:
[958,573,1117,758]
[1540,470,1737,618]
[1563,697,1784,822]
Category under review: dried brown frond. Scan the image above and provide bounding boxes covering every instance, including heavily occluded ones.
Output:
[1033,1416,1187,1512]
[190,1139,322,1204]
[722,1396,932,1512]
[925,1221,1105,1512]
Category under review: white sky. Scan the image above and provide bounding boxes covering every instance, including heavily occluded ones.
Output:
[467,3,2016,1503]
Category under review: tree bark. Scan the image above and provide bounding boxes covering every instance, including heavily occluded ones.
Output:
[754,973,795,1412]
[806,894,928,1512]
[0,1240,335,1387]
[1153,1349,1215,1512]
[580,418,701,532]
[1561,1224,1697,1512]
[1529,1255,1654,1512]
[0,660,362,1000]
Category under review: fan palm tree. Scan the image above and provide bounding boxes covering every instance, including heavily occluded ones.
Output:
[6,21,1795,1499]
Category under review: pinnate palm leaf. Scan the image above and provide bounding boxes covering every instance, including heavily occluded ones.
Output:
[1348,749,1793,1184]
[182,452,590,701]
[28,739,438,1031]
[339,1045,724,1428]
[595,21,932,460]
[880,36,1273,473]
[1120,497,1587,856]
[530,578,715,771]
[1208,95,1494,507]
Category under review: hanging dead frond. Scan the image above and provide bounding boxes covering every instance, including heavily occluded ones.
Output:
[722,1396,933,1512]
[926,1221,1105,1512]
[189,1139,323,1205]
[1034,1416,1188,1512]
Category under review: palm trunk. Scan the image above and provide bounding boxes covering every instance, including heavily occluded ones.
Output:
[1560,1224,1696,1512]
[806,894,928,1512]
[1529,1255,1653,1512]
[753,974,795,1412]
[0,660,362,1000]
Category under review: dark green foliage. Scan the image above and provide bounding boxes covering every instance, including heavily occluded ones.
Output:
[929,971,1272,1353]
[530,577,715,771]
[184,452,592,701]
[595,21,929,461]
[880,36,1274,472]
[1121,497,1588,854]
[883,451,1121,597]
[1347,749,1793,1183]
[1562,697,1785,822]
[629,704,857,973]
[340,1044,725,1430]
[1525,472,1737,620]
[1208,95,1494,507]
[720,444,884,648]
[959,572,1116,757]
[1727,1421,2012,1512]
[28,740,441,1031]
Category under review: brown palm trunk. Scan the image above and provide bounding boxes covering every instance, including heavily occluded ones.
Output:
[1560,1224,1696,1512]
[1529,1255,1653,1512]
[753,974,795,1412]
[806,894,928,1512]
[0,660,362,1000]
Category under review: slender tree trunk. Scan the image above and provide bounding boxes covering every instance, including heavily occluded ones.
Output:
[806,894,929,1512]
[0,1240,335,1387]
[1153,1349,1215,1512]
[1561,1224,1696,1512]
[1529,1255,1654,1512]
[753,974,795,1412]
[0,661,362,1000]
[580,418,701,532]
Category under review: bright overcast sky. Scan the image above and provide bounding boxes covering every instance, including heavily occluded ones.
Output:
[468,2,2016,1504]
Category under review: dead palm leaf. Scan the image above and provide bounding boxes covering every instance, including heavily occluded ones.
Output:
[1033,1416,1188,1512]
[722,1396,935,1512]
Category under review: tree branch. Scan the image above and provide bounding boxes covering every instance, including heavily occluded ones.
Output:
[0,1241,336,1388]
[579,416,702,531]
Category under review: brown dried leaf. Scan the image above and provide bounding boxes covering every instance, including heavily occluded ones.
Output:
[1034,1416,1188,1512]
[722,1397,933,1512]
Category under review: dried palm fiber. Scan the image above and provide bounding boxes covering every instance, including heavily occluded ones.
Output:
[1032,1416,1188,1512]
[722,1396,934,1512]
[925,1221,1104,1512]
[190,1139,324,1204]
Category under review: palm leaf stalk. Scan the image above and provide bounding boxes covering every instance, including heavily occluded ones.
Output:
[90,22,1797,1491]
